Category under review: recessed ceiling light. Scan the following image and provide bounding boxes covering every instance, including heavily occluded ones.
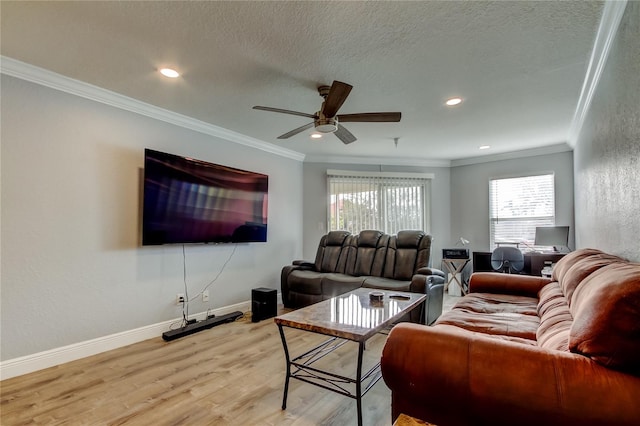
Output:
[479,145,491,150]
[159,68,180,78]
[445,97,463,106]
[310,133,323,139]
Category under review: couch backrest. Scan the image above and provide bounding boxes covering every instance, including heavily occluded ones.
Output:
[313,229,432,279]
[569,261,640,375]
[314,230,351,273]
[349,230,389,276]
[384,231,432,281]
[536,282,572,352]
[551,248,640,375]
[552,248,626,306]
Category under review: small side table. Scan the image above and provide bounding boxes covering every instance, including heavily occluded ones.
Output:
[441,258,470,295]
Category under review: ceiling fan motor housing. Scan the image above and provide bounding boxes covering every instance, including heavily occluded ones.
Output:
[315,117,338,133]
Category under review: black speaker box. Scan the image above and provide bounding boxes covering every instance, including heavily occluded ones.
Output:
[472,251,494,273]
[251,287,277,322]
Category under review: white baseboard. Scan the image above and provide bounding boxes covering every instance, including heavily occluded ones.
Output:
[1,299,260,381]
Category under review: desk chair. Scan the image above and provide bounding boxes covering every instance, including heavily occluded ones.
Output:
[491,247,524,273]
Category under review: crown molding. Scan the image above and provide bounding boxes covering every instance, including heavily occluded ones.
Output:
[0,56,305,162]
[306,143,573,168]
[304,154,451,168]
[568,0,628,147]
[450,143,573,167]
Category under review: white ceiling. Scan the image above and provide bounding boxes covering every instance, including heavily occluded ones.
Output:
[1,1,604,164]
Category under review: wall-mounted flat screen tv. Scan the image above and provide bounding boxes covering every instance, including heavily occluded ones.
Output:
[142,149,268,245]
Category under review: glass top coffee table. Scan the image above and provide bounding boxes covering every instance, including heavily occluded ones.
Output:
[274,287,426,426]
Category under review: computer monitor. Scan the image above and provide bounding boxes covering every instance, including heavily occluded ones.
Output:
[534,226,570,252]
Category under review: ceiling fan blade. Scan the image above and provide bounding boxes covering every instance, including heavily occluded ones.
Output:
[337,112,402,122]
[277,122,315,139]
[253,106,316,119]
[322,81,353,117]
[334,125,357,145]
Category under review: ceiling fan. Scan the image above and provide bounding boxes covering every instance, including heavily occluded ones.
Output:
[253,80,401,144]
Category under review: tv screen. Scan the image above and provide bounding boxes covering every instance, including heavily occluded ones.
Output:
[142,149,268,245]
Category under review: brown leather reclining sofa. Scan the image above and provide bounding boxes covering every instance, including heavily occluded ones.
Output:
[281,230,445,324]
[381,248,640,425]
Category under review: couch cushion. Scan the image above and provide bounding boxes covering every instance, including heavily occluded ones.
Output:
[435,310,539,340]
[353,230,388,276]
[320,273,365,298]
[287,270,325,295]
[452,293,539,316]
[552,248,627,305]
[315,231,350,273]
[396,230,424,248]
[384,231,431,281]
[536,282,572,351]
[361,276,411,292]
[358,229,384,247]
[432,324,538,347]
[569,262,640,374]
[435,293,540,340]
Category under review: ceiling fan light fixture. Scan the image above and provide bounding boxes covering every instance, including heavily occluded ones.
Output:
[445,97,463,106]
[310,132,323,139]
[315,117,338,133]
[479,145,491,150]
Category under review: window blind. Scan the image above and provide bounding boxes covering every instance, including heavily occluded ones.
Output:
[489,173,555,249]
[327,171,431,235]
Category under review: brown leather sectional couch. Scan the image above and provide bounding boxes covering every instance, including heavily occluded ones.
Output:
[281,230,445,324]
[381,248,640,425]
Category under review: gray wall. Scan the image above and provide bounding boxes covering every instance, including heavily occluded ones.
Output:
[573,2,640,262]
[450,151,575,255]
[302,152,576,273]
[302,162,451,268]
[1,75,304,360]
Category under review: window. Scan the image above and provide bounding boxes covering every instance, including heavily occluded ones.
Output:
[489,173,555,249]
[327,170,432,234]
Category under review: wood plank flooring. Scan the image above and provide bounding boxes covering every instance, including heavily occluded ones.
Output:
[1,311,393,425]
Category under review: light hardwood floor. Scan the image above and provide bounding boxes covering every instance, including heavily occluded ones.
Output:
[1,311,393,426]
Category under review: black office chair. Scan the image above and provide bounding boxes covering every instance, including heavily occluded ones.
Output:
[491,247,525,273]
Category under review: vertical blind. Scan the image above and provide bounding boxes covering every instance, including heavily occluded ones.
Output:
[489,173,555,249]
[327,172,431,235]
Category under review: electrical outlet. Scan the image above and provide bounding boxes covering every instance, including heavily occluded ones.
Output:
[176,293,185,305]
[202,290,209,302]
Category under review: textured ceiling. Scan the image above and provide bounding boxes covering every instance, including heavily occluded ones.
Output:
[1,1,604,163]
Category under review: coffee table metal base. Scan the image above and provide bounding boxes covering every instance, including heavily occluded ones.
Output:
[277,325,384,426]
[274,288,426,425]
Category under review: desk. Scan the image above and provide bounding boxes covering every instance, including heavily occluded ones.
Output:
[472,251,566,276]
[441,258,470,295]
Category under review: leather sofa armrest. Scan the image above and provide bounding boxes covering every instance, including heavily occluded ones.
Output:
[469,272,551,297]
[291,260,315,269]
[381,323,640,426]
[409,273,445,325]
[281,262,317,308]
[415,267,445,277]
